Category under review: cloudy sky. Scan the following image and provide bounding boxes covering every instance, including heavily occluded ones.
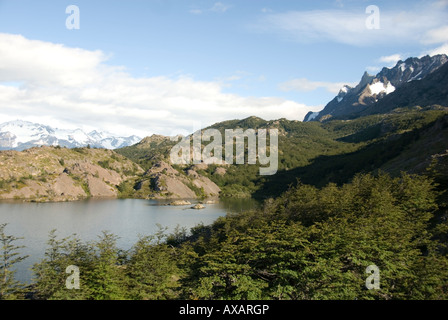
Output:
[0,0,447,137]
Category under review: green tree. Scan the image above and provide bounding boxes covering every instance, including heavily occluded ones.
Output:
[183,173,448,300]
[84,231,128,300]
[0,223,28,300]
[32,230,92,300]
[126,229,182,299]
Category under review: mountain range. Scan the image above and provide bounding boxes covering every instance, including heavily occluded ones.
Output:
[0,120,141,151]
[1,53,448,202]
[304,54,448,122]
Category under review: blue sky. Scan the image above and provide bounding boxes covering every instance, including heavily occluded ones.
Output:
[0,0,447,136]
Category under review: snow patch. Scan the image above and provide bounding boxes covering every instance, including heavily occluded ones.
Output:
[399,63,406,72]
[306,112,319,121]
[368,81,395,95]
[0,120,141,150]
[408,70,423,82]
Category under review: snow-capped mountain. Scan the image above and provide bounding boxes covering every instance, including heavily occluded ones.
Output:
[0,120,141,151]
[304,54,448,122]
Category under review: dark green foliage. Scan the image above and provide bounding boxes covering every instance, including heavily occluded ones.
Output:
[1,172,447,300]
[116,180,136,198]
[73,147,87,154]
[126,228,183,300]
[97,160,111,170]
[32,230,94,300]
[180,173,448,300]
[3,109,448,300]
[85,232,128,300]
[0,224,28,299]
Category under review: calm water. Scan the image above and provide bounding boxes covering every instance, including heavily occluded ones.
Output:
[0,198,259,283]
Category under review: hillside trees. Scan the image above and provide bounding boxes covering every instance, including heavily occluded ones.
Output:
[180,173,448,300]
[2,172,447,300]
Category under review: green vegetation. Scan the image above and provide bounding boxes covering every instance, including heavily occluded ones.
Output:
[2,171,448,300]
[0,224,28,300]
[117,136,178,171]
[117,180,138,199]
[115,109,448,200]
[97,160,110,170]
[1,107,448,300]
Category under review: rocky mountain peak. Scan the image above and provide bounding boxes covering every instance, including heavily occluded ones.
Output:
[304,54,448,122]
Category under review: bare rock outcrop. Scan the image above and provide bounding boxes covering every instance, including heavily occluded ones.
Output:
[140,161,221,199]
[0,146,143,202]
[52,173,87,198]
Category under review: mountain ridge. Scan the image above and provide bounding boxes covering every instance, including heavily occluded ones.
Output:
[304,54,448,122]
[0,120,141,151]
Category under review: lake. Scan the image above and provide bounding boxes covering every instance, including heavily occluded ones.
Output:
[0,198,259,283]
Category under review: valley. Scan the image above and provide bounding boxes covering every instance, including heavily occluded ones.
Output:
[1,53,448,300]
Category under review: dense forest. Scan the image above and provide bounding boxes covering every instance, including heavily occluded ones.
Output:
[1,170,447,300]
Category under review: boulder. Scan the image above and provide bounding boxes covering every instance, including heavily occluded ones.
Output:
[169,200,192,206]
[191,203,205,210]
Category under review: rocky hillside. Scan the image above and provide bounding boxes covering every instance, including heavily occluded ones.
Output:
[132,160,221,199]
[0,146,143,202]
[0,143,222,202]
[116,134,179,170]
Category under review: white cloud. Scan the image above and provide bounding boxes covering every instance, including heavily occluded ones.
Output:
[433,0,448,8]
[189,2,231,15]
[0,33,111,87]
[378,54,403,65]
[334,0,344,8]
[422,26,448,45]
[0,33,315,137]
[366,66,381,74]
[254,4,448,47]
[189,9,203,15]
[421,43,448,57]
[211,2,231,13]
[279,78,357,94]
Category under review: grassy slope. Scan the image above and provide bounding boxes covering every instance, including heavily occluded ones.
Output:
[116,109,448,199]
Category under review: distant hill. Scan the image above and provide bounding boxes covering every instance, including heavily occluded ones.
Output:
[3,54,448,203]
[2,107,448,202]
[116,107,448,199]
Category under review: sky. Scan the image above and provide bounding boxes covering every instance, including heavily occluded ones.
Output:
[0,0,447,137]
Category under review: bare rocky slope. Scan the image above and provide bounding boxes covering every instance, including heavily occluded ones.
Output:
[0,146,144,202]
[133,160,221,199]
[0,145,221,202]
